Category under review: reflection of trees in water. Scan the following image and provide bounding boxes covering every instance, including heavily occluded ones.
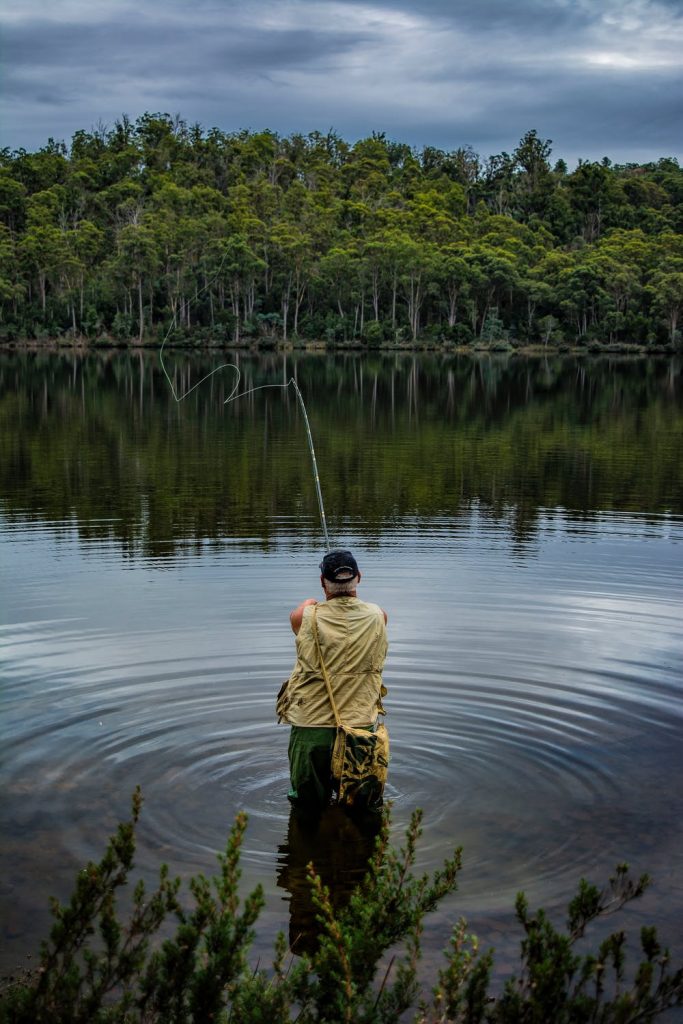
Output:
[276,806,380,956]
[0,352,681,555]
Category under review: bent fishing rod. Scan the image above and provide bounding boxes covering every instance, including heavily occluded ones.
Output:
[157,241,332,551]
[159,342,331,553]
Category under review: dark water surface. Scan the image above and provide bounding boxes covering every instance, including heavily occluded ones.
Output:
[1,351,682,982]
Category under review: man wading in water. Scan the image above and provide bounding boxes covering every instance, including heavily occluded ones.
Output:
[277,550,388,812]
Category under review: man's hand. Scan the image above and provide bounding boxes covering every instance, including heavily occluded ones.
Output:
[290,598,318,635]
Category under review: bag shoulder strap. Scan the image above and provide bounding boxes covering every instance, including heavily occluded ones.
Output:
[311,604,343,729]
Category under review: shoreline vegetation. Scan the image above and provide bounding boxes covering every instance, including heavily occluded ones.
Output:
[2,338,679,355]
[2,792,682,1023]
[1,115,682,353]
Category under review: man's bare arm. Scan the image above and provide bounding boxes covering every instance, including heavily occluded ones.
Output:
[290,598,318,635]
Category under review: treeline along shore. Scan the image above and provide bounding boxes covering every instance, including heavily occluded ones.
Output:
[1,115,682,351]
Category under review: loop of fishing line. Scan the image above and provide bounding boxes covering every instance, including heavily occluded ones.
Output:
[158,246,331,551]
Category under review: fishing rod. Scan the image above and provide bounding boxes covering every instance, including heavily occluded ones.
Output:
[289,378,331,552]
[159,274,331,551]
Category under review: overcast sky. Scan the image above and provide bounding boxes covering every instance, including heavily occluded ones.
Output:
[2,0,682,166]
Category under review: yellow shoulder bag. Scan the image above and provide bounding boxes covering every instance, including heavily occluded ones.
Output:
[311,604,389,806]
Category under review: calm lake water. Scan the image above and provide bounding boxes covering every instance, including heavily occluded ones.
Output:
[1,351,682,984]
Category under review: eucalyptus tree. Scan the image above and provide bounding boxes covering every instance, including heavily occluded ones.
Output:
[114,222,160,342]
[649,268,683,342]
[270,221,314,339]
[0,224,23,315]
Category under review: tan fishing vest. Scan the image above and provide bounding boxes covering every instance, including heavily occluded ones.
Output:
[281,596,388,728]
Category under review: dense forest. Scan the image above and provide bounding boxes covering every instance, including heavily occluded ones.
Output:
[1,115,682,348]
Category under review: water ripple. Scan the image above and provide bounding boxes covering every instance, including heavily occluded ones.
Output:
[2,510,683,965]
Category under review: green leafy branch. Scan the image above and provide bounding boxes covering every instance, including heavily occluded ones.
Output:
[1,791,682,1024]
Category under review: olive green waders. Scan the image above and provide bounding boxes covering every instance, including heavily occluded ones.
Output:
[287,725,383,811]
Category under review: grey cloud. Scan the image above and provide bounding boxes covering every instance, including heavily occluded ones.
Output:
[391,73,683,163]
[338,0,594,33]
[2,16,373,76]
[1,0,681,165]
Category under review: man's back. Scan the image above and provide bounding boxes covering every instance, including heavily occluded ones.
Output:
[283,596,387,728]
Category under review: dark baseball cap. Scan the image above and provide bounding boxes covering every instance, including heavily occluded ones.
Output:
[319,549,359,582]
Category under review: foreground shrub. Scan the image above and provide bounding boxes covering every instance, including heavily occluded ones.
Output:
[1,790,681,1023]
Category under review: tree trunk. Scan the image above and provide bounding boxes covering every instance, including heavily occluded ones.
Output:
[469,301,477,332]
[408,274,422,340]
[138,277,144,344]
[282,292,289,341]
[479,289,495,337]
[448,285,458,327]
[293,274,305,336]
[230,277,240,344]
[244,279,255,320]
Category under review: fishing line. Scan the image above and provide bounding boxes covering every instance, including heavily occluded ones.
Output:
[158,250,331,551]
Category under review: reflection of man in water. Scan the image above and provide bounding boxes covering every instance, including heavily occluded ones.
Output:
[277,549,388,811]
[277,804,380,954]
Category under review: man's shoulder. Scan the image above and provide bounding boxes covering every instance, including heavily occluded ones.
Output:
[290,598,319,635]
[351,598,387,624]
